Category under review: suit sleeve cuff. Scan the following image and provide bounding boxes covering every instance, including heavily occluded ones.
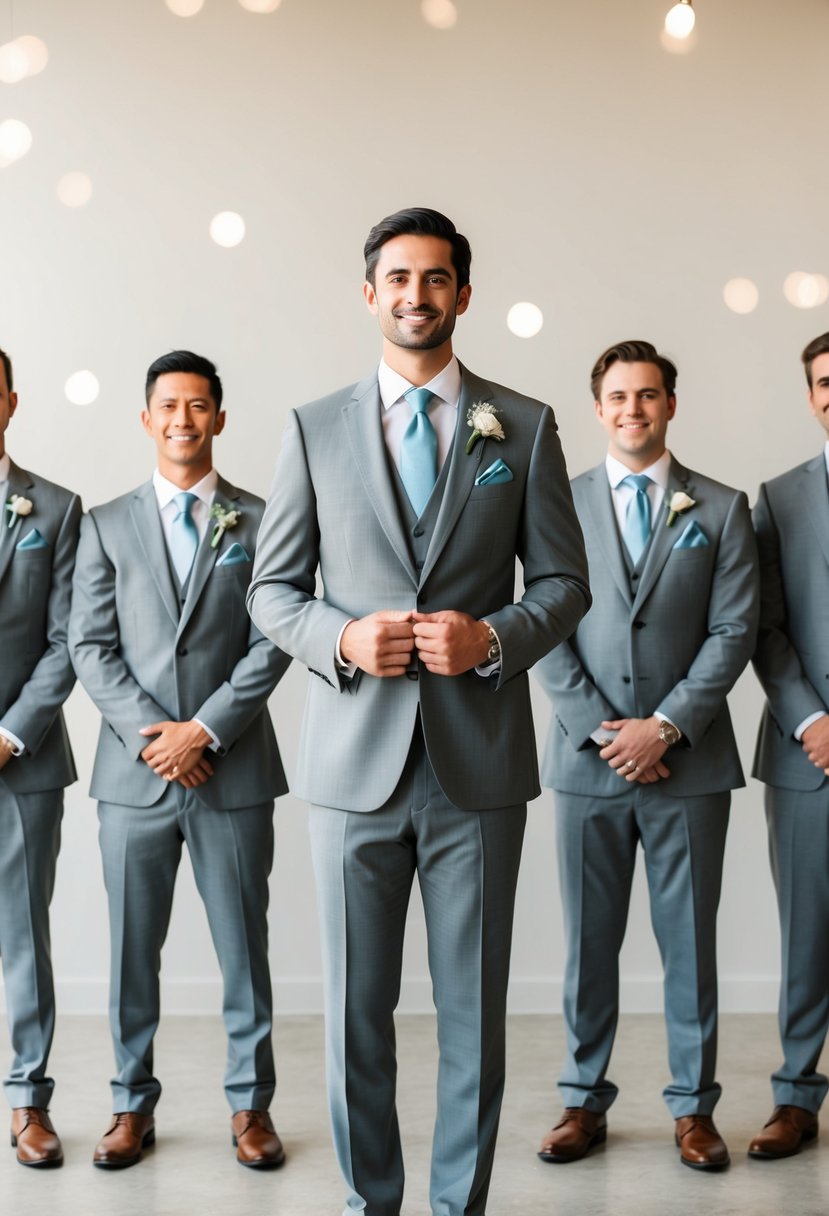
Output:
[0,726,25,756]
[794,711,827,742]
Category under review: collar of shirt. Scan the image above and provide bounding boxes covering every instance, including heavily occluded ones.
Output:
[0,451,10,484]
[605,450,672,535]
[377,357,461,475]
[152,467,218,544]
[823,441,829,477]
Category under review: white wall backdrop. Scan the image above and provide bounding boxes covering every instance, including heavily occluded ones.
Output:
[1,0,827,1016]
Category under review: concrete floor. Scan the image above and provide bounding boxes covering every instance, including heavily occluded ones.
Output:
[1,1014,826,1216]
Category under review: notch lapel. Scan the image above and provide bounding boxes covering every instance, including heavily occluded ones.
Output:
[632,457,693,611]
[418,366,487,585]
[130,482,180,628]
[342,375,419,587]
[0,461,35,586]
[802,454,829,569]
[580,466,632,607]
[177,477,238,637]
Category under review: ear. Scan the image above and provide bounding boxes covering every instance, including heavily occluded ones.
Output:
[140,408,153,438]
[808,386,817,418]
[8,391,17,420]
[363,280,379,316]
[455,283,472,316]
[212,409,227,437]
[593,399,603,421]
[666,394,677,420]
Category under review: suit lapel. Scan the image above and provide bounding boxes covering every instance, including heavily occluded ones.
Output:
[177,476,238,637]
[419,366,487,585]
[632,457,692,611]
[802,454,829,569]
[342,375,419,587]
[0,460,35,586]
[130,481,180,628]
[580,466,632,607]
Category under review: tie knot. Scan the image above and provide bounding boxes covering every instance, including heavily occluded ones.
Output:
[405,387,434,414]
[623,474,651,494]
[174,491,197,518]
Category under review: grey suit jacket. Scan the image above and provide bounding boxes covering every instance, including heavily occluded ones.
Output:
[536,457,759,798]
[752,455,829,792]
[69,475,290,809]
[0,460,81,793]
[247,365,590,813]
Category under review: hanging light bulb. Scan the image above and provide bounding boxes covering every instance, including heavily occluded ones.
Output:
[665,0,695,39]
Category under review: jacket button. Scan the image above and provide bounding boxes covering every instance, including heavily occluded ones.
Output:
[622,675,631,683]
[177,646,188,656]
[634,620,646,629]
[406,670,419,681]
[631,572,639,581]
[413,527,425,537]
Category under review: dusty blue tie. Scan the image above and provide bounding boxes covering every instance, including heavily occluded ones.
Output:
[622,474,652,564]
[170,491,199,584]
[400,387,438,517]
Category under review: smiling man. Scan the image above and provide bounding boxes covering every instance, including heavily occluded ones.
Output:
[535,339,758,1171]
[0,346,81,1168]
[69,351,290,1170]
[248,208,589,1216]
[750,331,829,1159]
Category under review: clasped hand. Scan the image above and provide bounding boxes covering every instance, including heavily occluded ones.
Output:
[139,720,214,787]
[340,609,491,677]
[598,717,671,784]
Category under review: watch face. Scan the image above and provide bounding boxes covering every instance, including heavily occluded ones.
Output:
[659,721,680,746]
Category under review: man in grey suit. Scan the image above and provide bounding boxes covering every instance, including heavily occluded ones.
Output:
[535,340,758,1170]
[69,351,290,1169]
[247,208,590,1216]
[0,346,81,1167]
[749,331,829,1159]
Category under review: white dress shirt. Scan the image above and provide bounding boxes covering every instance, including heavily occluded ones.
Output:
[793,443,829,741]
[0,451,25,754]
[152,467,221,750]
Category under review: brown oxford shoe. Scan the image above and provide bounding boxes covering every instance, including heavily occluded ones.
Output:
[93,1112,155,1169]
[748,1105,819,1159]
[538,1108,607,1163]
[231,1109,285,1169]
[10,1107,63,1168]
[675,1114,730,1170]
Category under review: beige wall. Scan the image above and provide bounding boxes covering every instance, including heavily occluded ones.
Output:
[1,0,827,1014]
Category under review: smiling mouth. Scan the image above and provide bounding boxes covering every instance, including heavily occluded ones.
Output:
[395,311,438,321]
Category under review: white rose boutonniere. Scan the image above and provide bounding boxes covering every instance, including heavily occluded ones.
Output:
[665,491,695,528]
[465,401,505,455]
[209,502,241,549]
[5,494,33,529]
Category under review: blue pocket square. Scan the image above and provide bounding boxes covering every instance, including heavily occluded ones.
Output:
[673,520,709,549]
[16,528,48,551]
[475,458,514,487]
[216,541,251,566]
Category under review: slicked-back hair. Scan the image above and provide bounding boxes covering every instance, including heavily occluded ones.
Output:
[364,207,472,292]
[145,350,223,410]
[590,339,678,401]
[802,332,829,388]
[0,346,13,393]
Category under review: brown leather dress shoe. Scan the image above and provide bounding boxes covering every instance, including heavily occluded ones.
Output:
[675,1114,730,1170]
[231,1109,285,1168]
[10,1107,63,1168]
[538,1108,607,1163]
[93,1112,155,1169]
[748,1105,819,1159]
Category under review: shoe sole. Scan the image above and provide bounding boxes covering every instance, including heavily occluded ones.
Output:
[679,1154,730,1171]
[538,1126,607,1163]
[93,1127,155,1169]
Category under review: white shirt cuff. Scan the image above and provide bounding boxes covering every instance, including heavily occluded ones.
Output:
[194,717,222,754]
[335,620,358,679]
[794,711,827,742]
[474,622,502,678]
[0,726,25,756]
[654,711,682,740]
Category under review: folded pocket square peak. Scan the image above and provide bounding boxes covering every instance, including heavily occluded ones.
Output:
[217,541,251,566]
[475,458,514,487]
[673,520,709,549]
[16,528,48,551]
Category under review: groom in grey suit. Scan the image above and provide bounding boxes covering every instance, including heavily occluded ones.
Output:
[69,351,290,1169]
[248,208,590,1216]
[749,331,829,1159]
[0,346,81,1167]
[535,340,758,1170]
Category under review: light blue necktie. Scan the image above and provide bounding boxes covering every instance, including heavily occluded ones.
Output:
[400,387,438,517]
[170,491,199,584]
[621,474,652,564]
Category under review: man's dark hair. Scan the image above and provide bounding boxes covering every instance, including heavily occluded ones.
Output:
[590,339,678,400]
[802,332,829,388]
[145,350,223,410]
[0,346,13,393]
[364,207,472,292]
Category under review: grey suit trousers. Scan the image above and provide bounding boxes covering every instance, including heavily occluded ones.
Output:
[554,784,730,1117]
[309,726,526,1216]
[0,782,62,1108]
[98,786,275,1113]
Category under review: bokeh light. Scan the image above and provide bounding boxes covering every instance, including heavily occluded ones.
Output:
[65,370,100,406]
[783,272,829,310]
[210,211,246,247]
[507,302,544,339]
[57,171,93,208]
[165,0,205,16]
[723,278,759,315]
[421,0,459,31]
[0,119,33,168]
